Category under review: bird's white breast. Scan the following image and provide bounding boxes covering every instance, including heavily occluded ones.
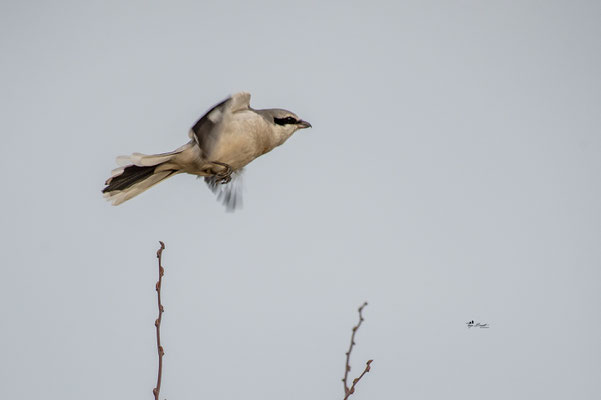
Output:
[210,110,274,169]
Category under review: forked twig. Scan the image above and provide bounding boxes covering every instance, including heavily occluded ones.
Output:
[342,302,373,400]
[153,241,166,400]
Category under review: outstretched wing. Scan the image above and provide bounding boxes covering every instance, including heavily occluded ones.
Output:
[189,92,251,159]
[204,169,244,212]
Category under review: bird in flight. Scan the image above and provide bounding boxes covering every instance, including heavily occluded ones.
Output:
[102,92,311,210]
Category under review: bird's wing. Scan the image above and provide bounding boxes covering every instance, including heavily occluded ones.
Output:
[204,169,244,212]
[188,92,251,158]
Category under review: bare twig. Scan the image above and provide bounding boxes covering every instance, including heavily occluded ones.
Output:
[345,360,373,399]
[342,302,373,400]
[153,241,166,400]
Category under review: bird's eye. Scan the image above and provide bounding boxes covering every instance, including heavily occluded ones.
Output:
[274,116,298,126]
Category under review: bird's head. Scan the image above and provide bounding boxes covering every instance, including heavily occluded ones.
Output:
[265,108,312,142]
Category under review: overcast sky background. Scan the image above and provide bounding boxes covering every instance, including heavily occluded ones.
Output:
[1,1,600,399]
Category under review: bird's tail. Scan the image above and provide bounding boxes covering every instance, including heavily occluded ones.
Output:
[103,144,190,205]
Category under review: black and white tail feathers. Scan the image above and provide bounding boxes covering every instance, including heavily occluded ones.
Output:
[102,148,186,205]
[103,164,179,205]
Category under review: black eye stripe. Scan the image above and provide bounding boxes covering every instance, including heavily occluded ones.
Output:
[274,116,297,126]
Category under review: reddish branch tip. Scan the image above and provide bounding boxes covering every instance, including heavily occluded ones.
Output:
[156,241,165,258]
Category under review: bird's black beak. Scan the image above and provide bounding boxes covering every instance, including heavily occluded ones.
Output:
[297,120,312,129]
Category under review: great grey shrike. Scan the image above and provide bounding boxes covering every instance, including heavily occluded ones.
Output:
[102,92,311,210]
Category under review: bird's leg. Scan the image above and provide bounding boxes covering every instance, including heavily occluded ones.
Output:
[210,161,233,184]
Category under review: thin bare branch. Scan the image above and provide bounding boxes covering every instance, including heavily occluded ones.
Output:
[345,360,373,399]
[153,241,166,400]
[342,302,373,400]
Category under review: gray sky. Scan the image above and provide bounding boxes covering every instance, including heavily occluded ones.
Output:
[1,1,600,399]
